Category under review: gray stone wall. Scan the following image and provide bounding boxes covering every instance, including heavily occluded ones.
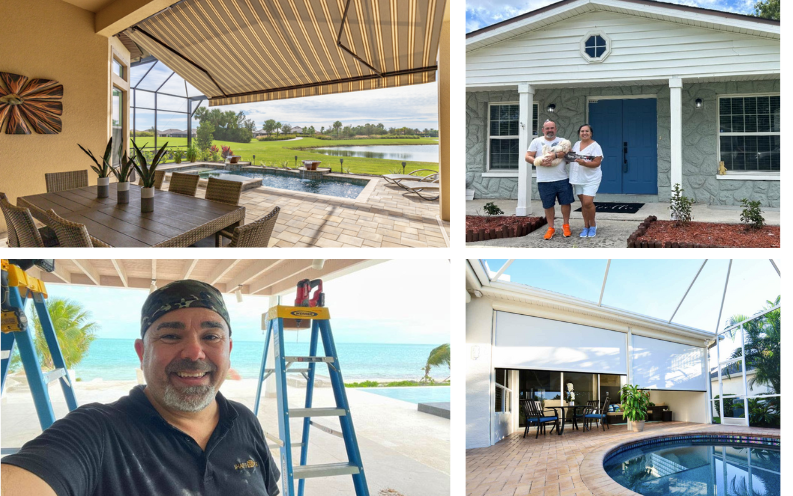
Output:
[466,80,779,207]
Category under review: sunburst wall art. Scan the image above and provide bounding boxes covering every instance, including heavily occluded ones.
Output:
[0,72,63,134]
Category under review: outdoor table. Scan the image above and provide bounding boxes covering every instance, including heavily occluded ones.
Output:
[18,183,245,247]
[544,405,589,435]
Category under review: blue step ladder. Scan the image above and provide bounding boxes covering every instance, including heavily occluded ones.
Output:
[1,260,79,430]
[253,305,369,496]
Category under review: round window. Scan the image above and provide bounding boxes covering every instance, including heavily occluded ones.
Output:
[580,31,612,63]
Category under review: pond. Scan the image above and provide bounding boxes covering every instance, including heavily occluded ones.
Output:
[312,144,438,163]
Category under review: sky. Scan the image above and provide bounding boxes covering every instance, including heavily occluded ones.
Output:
[466,0,759,33]
[130,61,439,133]
[33,260,450,345]
[482,259,780,333]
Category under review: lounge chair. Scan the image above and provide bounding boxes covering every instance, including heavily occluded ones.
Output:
[400,178,440,201]
[382,169,437,186]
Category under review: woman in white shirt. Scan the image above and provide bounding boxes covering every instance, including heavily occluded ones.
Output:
[569,124,603,238]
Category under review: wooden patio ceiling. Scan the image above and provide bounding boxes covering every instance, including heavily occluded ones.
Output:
[27,259,381,296]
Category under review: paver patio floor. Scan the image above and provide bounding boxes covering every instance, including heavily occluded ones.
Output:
[466,421,780,496]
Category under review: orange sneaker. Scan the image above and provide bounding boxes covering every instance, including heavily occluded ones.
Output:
[543,228,555,240]
[562,224,572,237]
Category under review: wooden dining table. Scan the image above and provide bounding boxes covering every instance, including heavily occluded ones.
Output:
[18,183,245,247]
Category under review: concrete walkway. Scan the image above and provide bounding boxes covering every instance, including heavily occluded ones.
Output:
[2,378,449,496]
[466,199,780,248]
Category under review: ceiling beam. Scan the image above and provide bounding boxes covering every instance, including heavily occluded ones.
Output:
[71,260,100,285]
[252,259,377,296]
[95,0,176,37]
[48,262,72,284]
[208,259,241,285]
[110,259,128,287]
[152,259,157,281]
[226,260,279,291]
[248,260,313,295]
[182,259,199,280]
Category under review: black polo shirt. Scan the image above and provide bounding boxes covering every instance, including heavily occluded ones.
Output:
[2,386,280,496]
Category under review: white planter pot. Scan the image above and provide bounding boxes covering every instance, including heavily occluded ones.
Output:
[97,176,110,198]
[141,187,155,213]
[117,181,130,204]
[466,188,475,201]
[631,420,645,432]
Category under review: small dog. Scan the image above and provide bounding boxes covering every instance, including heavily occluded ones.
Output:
[533,139,572,167]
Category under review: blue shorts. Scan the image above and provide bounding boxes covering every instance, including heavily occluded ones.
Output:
[538,179,574,209]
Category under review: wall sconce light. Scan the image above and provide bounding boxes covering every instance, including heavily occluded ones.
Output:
[235,286,243,303]
[149,280,157,294]
[547,104,556,113]
[695,98,703,109]
[471,345,480,360]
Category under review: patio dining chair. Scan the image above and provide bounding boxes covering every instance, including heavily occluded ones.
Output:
[205,177,243,206]
[574,400,599,431]
[168,172,200,196]
[45,209,111,247]
[1,193,59,247]
[523,400,558,439]
[218,206,280,247]
[44,170,88,193]
[138,170,165,190]
[382,169,438,187]
[583,394,610,432]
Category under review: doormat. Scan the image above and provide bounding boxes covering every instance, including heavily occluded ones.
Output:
[575,202,644,214]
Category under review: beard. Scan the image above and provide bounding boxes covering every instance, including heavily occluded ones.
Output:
[162,383,216,412]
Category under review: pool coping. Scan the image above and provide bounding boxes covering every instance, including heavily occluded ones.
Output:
[579,425,782,496]
[160,162,378,203]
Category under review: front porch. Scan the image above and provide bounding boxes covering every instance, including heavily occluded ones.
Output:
[466,422,779,496]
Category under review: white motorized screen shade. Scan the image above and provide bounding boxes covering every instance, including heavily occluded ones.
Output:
[631,335,707,391]
[493,312,627,374]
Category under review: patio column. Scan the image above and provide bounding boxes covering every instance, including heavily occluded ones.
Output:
[516,83,535,216]
[438,0,450,222]
[669,77,683,190]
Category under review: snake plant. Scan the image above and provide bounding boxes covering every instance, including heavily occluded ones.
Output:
[78,137,113,178]
[111,149,136,183]
[132,140,169,188]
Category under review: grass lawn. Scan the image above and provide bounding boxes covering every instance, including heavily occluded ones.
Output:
[130,136,439,176]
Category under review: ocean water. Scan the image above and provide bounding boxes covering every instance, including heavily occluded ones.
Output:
[74,339,450,383]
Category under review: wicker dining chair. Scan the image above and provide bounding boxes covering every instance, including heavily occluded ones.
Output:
[138,170,165,190]
[1,193,59,247]
[168,172,200,196]
[205,177,243,205]
[44,170,89,193]
[219,206,280,247]
[45,209,111,247]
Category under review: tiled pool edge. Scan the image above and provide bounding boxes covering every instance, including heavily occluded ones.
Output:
[579,424,781,496]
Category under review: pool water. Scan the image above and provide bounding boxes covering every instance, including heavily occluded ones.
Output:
[604,439,780,496]
[183,169,366,199]
[358,386,450,404]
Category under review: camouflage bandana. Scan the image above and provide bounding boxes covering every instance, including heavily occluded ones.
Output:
[140,280,231,337]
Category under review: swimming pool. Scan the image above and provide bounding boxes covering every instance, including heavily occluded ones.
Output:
[603,436,780,495]
[358,386,450,404]
[180,168,367,199]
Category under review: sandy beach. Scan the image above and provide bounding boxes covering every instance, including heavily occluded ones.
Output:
[2,376,449,496]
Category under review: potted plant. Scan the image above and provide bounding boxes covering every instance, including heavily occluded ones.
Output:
[186,143,198,163]
[133,141,169,213]
[111,150,136,204]
[620,384,651,432]
[78,138,113,198]
[173,150,184,164]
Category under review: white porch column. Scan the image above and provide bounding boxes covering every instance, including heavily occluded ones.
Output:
[669,77,683,190]
[516,83,534,216]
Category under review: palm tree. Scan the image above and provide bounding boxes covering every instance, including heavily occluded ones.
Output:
[420,343,450,383]
[333,120,342,137]
[727,296,780,394]
[26,298,99,370]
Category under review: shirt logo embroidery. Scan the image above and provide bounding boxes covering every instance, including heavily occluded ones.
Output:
[235,459,259,470]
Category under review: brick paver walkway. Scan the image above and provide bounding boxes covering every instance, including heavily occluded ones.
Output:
[466,422,779,496]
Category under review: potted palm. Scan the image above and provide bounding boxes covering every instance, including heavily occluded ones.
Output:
[111,150,136,204]
[78,138,113,198]
[133,141,169,213]
[620,384,651,432]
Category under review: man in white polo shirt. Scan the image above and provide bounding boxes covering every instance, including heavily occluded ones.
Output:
[525,120,573,240]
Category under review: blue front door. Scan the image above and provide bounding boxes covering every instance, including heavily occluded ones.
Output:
[588,98,657,194]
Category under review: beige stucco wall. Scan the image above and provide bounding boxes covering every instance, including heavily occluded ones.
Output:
[0,0,129,234]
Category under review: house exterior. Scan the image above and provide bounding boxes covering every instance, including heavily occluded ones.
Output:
[156,129,195,138]
[466,259,716,449]
[465,0,780,214]
[292,126,304,134]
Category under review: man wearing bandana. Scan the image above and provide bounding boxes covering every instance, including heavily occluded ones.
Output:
[1,280,281,496]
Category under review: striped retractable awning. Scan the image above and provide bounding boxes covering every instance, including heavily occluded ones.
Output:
[124,0,444,106]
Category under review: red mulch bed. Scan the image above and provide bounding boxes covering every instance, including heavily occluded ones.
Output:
[466,216,546,242]
[628,216,780,248]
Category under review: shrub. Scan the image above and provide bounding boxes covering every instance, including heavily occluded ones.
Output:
[670,183,693,226]
[483,202,504,216]
[185,143,199,162]
[196,121,214,150]
[739,198,765,229]
[173,150,184,164]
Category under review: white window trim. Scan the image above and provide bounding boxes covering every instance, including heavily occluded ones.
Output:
[716,93,779,180]
[486,101,538,173]
[580,30,612,63]
[495,370,512,414]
